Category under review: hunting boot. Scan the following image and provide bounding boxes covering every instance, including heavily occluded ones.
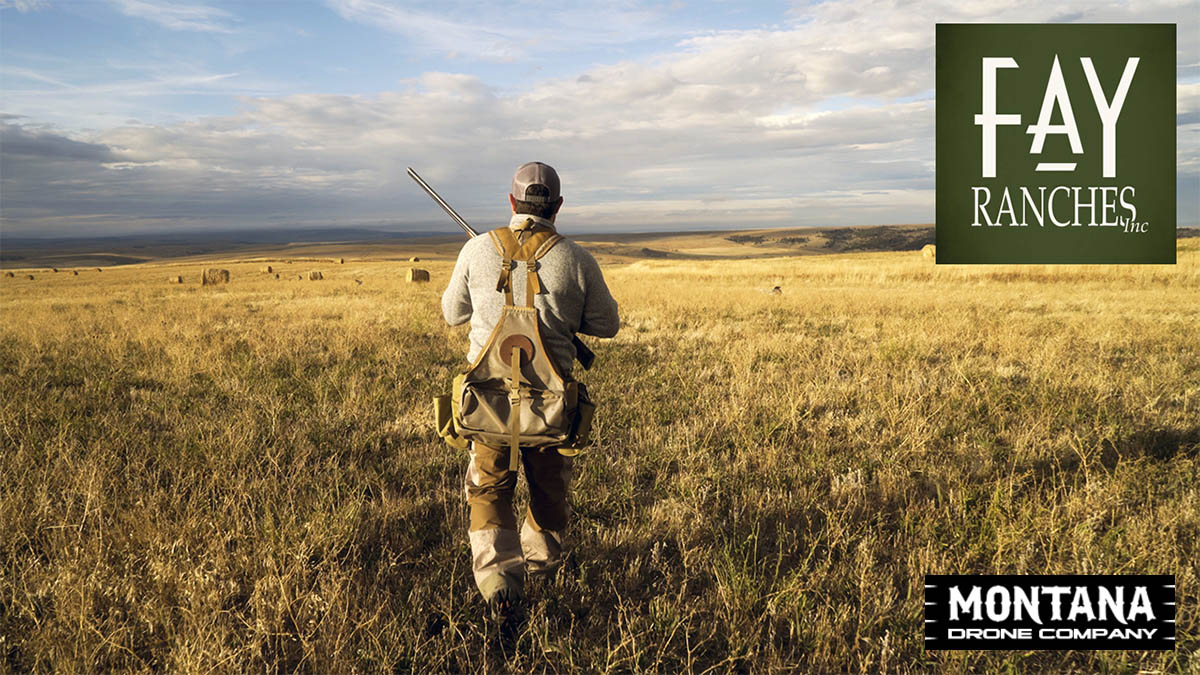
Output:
[479,572,524,650]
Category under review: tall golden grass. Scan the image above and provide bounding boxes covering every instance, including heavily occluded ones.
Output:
[1,242,1197,671]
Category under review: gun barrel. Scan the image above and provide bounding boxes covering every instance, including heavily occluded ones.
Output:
[406,167,478,238]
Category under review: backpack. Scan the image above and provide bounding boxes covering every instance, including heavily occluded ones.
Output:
[434,222,595,469]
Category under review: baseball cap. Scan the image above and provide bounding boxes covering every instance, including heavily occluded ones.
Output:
[511,161,560,204]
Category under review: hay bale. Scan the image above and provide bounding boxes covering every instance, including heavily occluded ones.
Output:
[168,275,183,284]
[261,265,273,273]
[202,268,230,285]
[921,244,936,260]
[407,268,430,283]
[51,267,58,273]
[72,270,79,275]
[26,274,34,280]
[275,273,280,279]
[309,271,324,281]
[338,258,345,264]
[409,256,420,262]
[771,286,782,295]
[95,268,102,272]
[4,272,13,278]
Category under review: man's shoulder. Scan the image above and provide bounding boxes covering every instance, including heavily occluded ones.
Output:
[546,233,598,264]
[459,231,499,257]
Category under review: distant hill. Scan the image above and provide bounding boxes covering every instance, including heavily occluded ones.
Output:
[2,224,1197,269]
[0,227,453,268]
[727,225,934,253]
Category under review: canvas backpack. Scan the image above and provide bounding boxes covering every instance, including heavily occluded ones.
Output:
[434,221,595,469]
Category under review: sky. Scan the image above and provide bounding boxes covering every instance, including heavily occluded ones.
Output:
[1,0,1197,237]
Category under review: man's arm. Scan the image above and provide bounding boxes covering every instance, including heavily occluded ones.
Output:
[578,249,619,338]
[441,246,472,326]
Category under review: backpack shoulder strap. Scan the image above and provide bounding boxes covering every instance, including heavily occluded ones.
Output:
[488,227,522,305]
[489,225,564,307]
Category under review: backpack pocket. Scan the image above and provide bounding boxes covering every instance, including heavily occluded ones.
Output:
[558,382,595,455]
[454,375,574,449]
[433,394,469,449]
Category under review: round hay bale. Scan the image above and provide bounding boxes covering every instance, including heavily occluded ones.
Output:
[4,272,13,278]
[26,274,34,280]
[309,270,324,281]
[275,273,280,279]
[95,268,103,272]
[409,256,420,262]
[168,275,183,284]
[51,267,59,273]
[72,270,79,275]
[261,265,273,273]
[202,268,230,285]
[771,286,782,295]
[337,258,345,264]
[406,268,430,283]
[921,244,936,260]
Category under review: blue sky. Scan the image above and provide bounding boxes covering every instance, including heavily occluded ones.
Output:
[1,0,1197,236]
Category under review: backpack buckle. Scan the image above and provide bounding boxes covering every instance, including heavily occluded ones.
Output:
[525,259,541,296]
[496,257,515,293]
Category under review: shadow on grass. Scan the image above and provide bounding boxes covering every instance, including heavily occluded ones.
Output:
[1109,425,1200,463]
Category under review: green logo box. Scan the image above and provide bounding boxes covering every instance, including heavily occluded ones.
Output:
[936,24,1175,264]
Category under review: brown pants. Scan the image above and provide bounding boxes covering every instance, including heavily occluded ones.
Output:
[465,442,573,597]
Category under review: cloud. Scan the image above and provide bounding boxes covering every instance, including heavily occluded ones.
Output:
[0,84,936,234]
[0,58,281,131]
[324,0,673,62]
[0,0,48,12]
[325,0,526,61]
[0,119,370,231]
[0,123,116,161]
[108,0,235,33]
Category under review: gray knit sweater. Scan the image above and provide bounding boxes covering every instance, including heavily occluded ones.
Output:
[441,213,620,377]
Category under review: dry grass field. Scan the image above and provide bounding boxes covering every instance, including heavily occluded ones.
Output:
[1,235,1198,672]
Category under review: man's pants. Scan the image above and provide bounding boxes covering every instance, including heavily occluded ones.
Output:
[465,441,573,598]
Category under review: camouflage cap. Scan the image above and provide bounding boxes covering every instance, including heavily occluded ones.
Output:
[511,161,560,204]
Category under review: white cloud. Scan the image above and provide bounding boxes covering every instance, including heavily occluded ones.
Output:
[0,56,286,130]
[0,0,48,12]
[325,0,526,61]
[324,0,674,62]
[109,0,235,33]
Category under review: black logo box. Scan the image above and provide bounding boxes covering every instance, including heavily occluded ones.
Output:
[925,575,1175,650]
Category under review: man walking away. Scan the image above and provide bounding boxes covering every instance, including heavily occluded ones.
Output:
[441,161,619,623]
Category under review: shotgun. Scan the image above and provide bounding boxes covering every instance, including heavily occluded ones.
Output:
[407,167,596,370]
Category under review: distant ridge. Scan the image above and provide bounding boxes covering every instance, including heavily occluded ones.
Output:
[0,226,452,247]
[0,227,457,267]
